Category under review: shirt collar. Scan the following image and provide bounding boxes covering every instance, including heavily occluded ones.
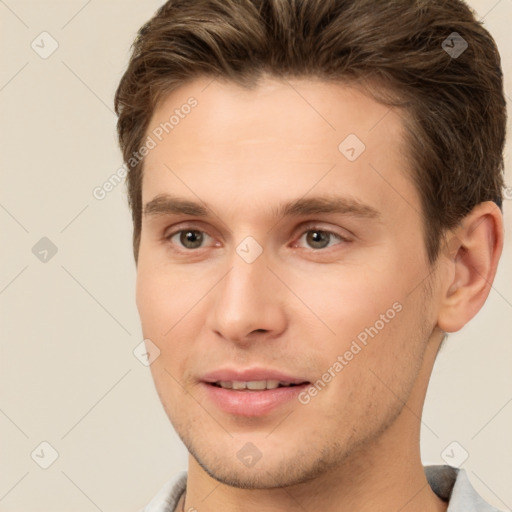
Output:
[425,465,501,512]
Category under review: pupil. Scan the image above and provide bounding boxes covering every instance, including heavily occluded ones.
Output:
[181,230,203,249]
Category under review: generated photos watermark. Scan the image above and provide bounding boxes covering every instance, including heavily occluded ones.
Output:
[93,96,198,200]
[298,301,403,405]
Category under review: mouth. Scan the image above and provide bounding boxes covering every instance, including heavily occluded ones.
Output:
[209,380,308,391]
[200,371,311,416]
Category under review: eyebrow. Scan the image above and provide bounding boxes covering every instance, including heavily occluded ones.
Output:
[143,193,380,221]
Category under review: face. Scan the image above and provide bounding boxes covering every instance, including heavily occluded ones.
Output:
[136,76,440,488]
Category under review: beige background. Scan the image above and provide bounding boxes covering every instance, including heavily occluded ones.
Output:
[0,1,511,511]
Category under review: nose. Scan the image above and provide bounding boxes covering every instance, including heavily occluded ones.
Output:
[206,249,288,346]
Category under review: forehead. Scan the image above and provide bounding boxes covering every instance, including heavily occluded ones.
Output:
[141,76,416,223]
[146,75,406,160]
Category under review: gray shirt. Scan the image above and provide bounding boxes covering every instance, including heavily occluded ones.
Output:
[141,465,502,512]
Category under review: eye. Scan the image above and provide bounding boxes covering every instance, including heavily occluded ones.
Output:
[166,229,214,250]
[164,225,351,252]
[295,228,350,250]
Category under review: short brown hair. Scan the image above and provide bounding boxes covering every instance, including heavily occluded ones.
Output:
[114,0,507,265]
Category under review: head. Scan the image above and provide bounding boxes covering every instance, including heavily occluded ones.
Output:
[115,0,506,489]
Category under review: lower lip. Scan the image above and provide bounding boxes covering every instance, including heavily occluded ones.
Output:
[200,382,309,417]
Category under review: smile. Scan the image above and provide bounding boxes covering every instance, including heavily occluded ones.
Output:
[211,380,304,390]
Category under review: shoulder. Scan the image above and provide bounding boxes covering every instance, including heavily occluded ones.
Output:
[138,471,187,512]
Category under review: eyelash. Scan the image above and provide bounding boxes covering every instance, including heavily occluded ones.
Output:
[164,224,352,252]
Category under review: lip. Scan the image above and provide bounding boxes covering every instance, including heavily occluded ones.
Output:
[200,368,310,417]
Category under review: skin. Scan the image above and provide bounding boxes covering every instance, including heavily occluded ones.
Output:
[135,75,503,512]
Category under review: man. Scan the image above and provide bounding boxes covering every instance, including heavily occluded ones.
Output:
[114,0,507,510]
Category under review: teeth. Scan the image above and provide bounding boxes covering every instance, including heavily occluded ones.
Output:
[217,380,284,390]
[246,381,267,390]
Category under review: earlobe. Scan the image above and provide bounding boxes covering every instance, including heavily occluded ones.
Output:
[437,201,503,333]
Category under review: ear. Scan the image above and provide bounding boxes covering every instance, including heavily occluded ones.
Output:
[437,201,504,333]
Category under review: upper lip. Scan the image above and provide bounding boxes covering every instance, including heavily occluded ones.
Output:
[201,368,309,384]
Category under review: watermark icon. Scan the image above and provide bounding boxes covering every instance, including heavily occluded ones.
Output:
[504,185,512,201]
[32,237,58,263]
[237,442,262,468]
[441,441,469,467]
[441,234,463,260]
[338,133,366,162]
[133,339,161,366]
[236,236,263,263]
[298,301,403,405]
[31,31,59,59]
[31,441,59,469]
[442,32,468,59]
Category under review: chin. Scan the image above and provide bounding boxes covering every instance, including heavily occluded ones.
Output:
[184,433,348,490]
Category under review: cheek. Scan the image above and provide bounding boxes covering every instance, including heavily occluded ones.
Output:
[135,261,211,384]
[136,266,166,335]
[290,254,429,388]
[289,260,408,341]
[135,256,198,334]
[335,278,430,407]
